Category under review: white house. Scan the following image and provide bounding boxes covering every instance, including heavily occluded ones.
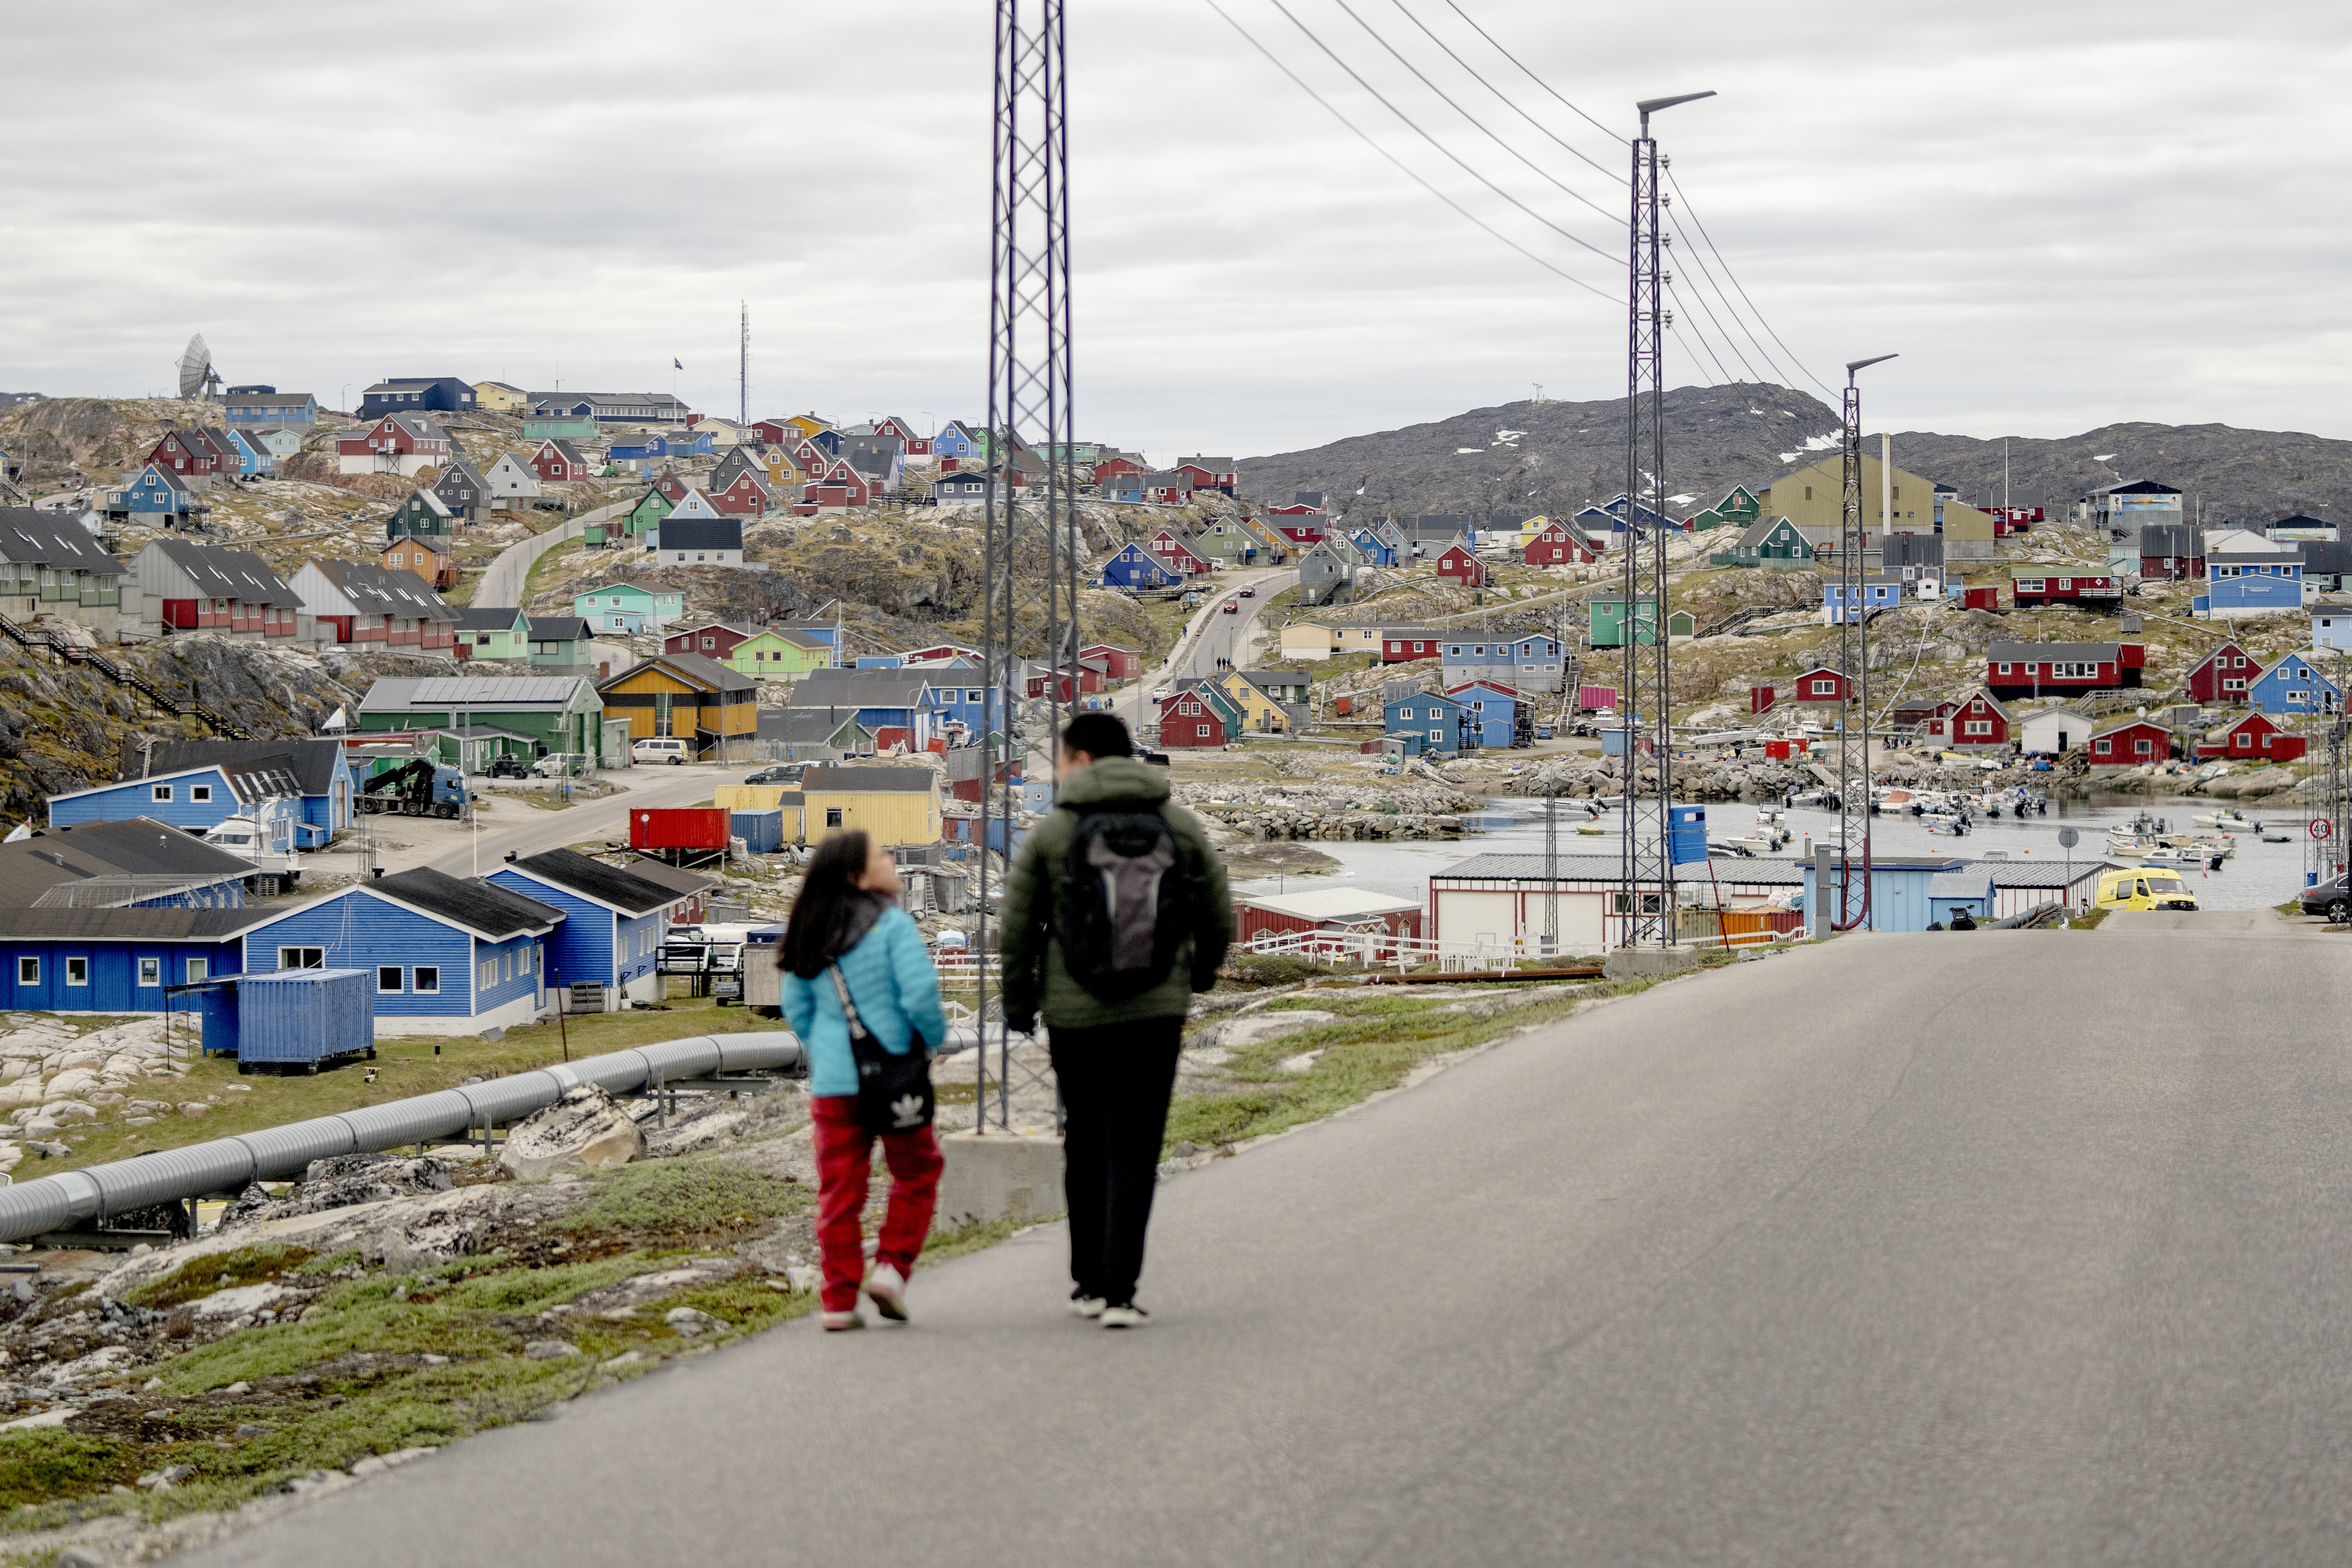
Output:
[483,453,543,510]
[2018,706,2096,755]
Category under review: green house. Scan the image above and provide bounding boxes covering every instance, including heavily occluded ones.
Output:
[387,488,455,544]
[454,604,529,661]
[357,674,610,764]
[572,582,687,634]
[1719,485,1763,525]
[1667,609,1697,640]
[729,628,834,678]
[624,486,674,538]
[1194,519,1256,563]
[1588,595,1660,649]
[526,414,598,440]
[1711,513,1815,569]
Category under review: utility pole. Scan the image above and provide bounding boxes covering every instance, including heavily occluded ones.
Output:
[976,0,1074,1131]
[739,302,749,429]
[1833,355,1896,932]
[1617,90,1711,950]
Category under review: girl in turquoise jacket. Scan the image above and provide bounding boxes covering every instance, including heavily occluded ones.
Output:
[781,831,949,1331]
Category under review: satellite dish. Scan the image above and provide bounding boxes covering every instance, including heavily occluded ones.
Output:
[176,333,222,402]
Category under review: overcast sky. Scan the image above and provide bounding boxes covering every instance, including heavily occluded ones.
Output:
[3,1,2345,461]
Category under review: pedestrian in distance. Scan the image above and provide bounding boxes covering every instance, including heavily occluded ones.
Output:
[781,830,948,1332]
[1002,713,1233,1329]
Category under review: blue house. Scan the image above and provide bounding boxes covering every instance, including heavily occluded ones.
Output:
[1445,680,1518,749]
[933,422,986,463]
[1441,633,1566,694]
[49,757,305,838]
[359,378,478,418]
[1802,855,1969,938]
[1101,542,1181,590]
[237,867,561,1037]
[132,738,356,841]
[610,435,669,464]
[2248,651,2343,716]
[486,848,671,1010]
[0,817,256,912]
[0,907,265,1015]
[222,429,273,476]
[921,678,1004,740]
[2198,546,2305,617]
[1384,691,1466,757]
[223,391,320,427]
[1824,574,1907,624]
[107,462,204,523]
[1352,527,1399,567]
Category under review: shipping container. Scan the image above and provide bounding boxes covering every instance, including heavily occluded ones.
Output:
[730,808,785,854]
[208,967,376,1073]
[1751,685,1777,714]
[1962,587,1999,611]
[1764,740,1791,760]
[630,807,729,850]
[1334,693,1355,716]
[1577,684,1618,713]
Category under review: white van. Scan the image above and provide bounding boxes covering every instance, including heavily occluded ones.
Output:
[633,738,690,766]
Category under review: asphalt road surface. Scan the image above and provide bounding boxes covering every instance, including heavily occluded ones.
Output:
[1114,566,1296,730]
[194,912,2352,1566]
[417,764,736,875]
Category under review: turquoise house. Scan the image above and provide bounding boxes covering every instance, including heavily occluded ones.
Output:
[572,582,686,634]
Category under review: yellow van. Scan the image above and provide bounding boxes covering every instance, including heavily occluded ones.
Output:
[2095,867,2199,912]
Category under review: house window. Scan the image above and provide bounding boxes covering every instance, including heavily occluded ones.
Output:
[480,959,496,990]
[1429,729,1442,741]
[191,784,212,804]
[153,784,173,802]
[64,957,88,986]
[17,957,35,985]
[280,947,324,970]
[378,966,403,993]
[1964,720,1992,736]
[186,957,208,984]
[137,956,161,987]
[410,965,440,994]
[2095,740,2112,755]
[1997,663,2013,675]
[1197,724,1210,737]
[2136,739,2154,755]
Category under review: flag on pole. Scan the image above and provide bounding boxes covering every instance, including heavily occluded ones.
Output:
[3,823,29,843]
[673,358,683,370]
[320,705,347,731]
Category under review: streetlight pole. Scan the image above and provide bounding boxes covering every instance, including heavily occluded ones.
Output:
[1833,353,1896,932]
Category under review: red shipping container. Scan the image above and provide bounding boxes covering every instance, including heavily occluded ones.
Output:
[631,807,729,850]
[1765,741,1791,760]
[1578,684,1618,712]
[1751,685,1776,714]
[1334,693,1355,716]
[1962,587,1998,610]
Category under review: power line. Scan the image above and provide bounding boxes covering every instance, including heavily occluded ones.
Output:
[1264,0,1621,266]
[1328,0,1624,227]
[1202,0,1620,302]
[1665,207,1796,390]
[1668,315,1734,388]
[1667,170,1837,397]
[1440,0,1626,145]
[1387,0,1624,184]
[1665,276,1761,383]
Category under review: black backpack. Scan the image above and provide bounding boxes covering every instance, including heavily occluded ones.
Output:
[1058,804,1197,1002]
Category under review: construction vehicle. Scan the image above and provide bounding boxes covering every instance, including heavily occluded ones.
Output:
[358,758,467,818]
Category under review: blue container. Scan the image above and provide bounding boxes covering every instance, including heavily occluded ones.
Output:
[1668,804,1708,865]
[233,968,375,1066]
[730,808,785,855]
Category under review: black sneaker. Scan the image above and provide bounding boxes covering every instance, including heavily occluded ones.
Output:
[1099,1302,1148,1329]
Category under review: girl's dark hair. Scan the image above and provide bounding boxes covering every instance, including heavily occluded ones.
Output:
[781,830,875,979]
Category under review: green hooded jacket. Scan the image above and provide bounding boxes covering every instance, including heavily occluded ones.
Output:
[999,755,1233,1030]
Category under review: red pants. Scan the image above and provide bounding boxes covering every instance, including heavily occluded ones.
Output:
[812,1096,944,1314]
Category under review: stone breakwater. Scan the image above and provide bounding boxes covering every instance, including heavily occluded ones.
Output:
[1171,782,1483,842]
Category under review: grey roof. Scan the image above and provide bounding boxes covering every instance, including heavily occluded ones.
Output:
[508,847,677,916]
[658,515,744,552]
[623,859,722,900]
[154,539,301,606]
[527,617,594,641]
[2210,545,2304,565]
[362,675,596,712]
[1988,641,2125,662]
[756,707,870,742]
[543,438,587,465]
[223,393,315,409]
[127,738,347,798]
[366,866,563,939]
[2138,522,2204,554]
[789,668,933,707]
[306,557,457,621]
[454,605,526,633]
[800,766,936,794]
[0,819,256,908]
[433,458,488,498]
[0,906,274,941]
[0,509,127,575]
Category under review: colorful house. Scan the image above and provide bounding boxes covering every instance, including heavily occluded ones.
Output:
[1825,574,1907,623]
[1788,666,1851,707]
[656,515,745,568]
[2197,545,2305,616]
[1523,519,1600,566]
[1985,641,2144,701]
[105,462,208,524]
[1101,542,1182,590]
[386,487,456,545]
[530,438,590,483]
[1155,684,1240,747]
[1433,539,1486,587]
[1379,627,1439,664]
[337,413,452,477]
[289,557,457,653]
[224,391,319,427]
[1948,690,2013,752]
[1350,527,1399,567]
[1442,633,1565,694]
[2011,572,2122,609]
[2195,711,2308,763]
[1217,670,1309,734]
[357,675,610,766]
[128,539,302,640]
[1588,596,1659,649]
[1149,530,1212,577]
[1280,623,1338,662]
[624,484,674,539]
[1445,680,1520,749]
[2186,641,2256,702]
[381,535,458,593]
[2086,719,2175,770]
[1382,690,1466,757]
[2248,651,2342,716]
[932,421,988,464]
[787,669,937,752]
[1081,642,1143,680]
[484,848,674,1009]
[728,628,834,678]
[572,583,687,634]
[454,604,530,661]
[1714,514,1813,568]
[483,453,543,510]
[598,652,759,762]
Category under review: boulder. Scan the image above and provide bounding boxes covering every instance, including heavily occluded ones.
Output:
[217,1154,452,1232]
[498,1084,644,1180]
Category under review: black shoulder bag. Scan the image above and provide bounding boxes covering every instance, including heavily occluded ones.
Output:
[828,963,935,1134]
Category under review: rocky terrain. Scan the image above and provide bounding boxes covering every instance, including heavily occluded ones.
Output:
[1235,381,2352,526]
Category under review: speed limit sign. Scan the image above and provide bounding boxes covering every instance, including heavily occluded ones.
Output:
[2313,818,2334,841]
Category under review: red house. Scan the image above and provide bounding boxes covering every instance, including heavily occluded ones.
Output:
[749,420,797,448]
[664,622,754,660]
[1790,666,1850,706]
[1172,459,1236,494]
[708,470,773,517]
[652,468,692,504]
[2186,641,2256,703]
[381,536,458,592]
[2195,711,2307,762]
[146,428,222,480]
[2087,719,2174,769]
[872,416,928,456]
[1154,688,1227,747]
[1231,889,1422,959]
[802,458,872,509]
[1523,520,1599,566]
[1987,641,2143,700]
[1081,642,1143,680]
[1949,689,2012,751]
[1149,530,1211,576]
[903,642,981,666]
[2010,572,2122,608]
[1380,629,1438,664]
[531,438,589,483]
[1434,542,1486,587]
[1889,696,1961,741]
[336,414,452,473]
[1094,456,1146,481]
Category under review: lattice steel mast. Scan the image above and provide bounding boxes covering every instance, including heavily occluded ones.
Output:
[975,0,1076,1128]
[1833,354,1895,931]
[1617,91,1711,948]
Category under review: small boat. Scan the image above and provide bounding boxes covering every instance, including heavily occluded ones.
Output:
[2262,830,2295,843]
[2143,845,2189,866]
[2195,810,2255,831]
[1576,819,1607,836]
[2106,837,2151,860]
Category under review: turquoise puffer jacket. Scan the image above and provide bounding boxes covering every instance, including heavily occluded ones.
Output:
[781,904,949,1098]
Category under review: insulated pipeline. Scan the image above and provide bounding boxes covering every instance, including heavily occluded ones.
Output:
[0,1032,805,1245]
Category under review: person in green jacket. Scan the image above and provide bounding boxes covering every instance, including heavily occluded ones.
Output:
[1000,712,1232,1328]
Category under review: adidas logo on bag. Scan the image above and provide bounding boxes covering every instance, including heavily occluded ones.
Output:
[891,1093,926,1129]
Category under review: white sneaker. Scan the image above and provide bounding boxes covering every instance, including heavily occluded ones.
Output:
[1069,1292,1107,1320]
[864,1262,909,1323]
[1100,1303,1149,1329]
[821,1309,866,1332]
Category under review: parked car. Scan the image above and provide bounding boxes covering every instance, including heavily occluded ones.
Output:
[2300,873,2349,921]
[531,753,587,779]
[487,753,527,779]
[634,738,690,766]
[744,764,806,786]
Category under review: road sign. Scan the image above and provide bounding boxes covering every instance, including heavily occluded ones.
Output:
[2313,818,2333,840]
[2056,827,2080,848]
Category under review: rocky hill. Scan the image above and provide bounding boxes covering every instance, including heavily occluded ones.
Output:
[1235,382,2352,528]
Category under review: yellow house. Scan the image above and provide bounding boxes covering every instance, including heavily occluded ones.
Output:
[472,381,529,414]
[798,765,941,846]
[1280,622,1338,662]
[1515,515,1553,551]
[1216,670,1292,733]
[780,413,830,441]
[597,652,760,762]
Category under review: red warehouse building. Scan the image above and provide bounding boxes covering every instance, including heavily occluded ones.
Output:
[2086,720,2174,769]
[1986,641,2142,701]
[2195,711,2307,763]
[2186,641,2255,703]
[1233,889,1422,959]
[1081,642,1143,680]
[2010,572,2122,609]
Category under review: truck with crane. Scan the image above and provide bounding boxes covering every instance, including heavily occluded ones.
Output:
[357,758,468,818]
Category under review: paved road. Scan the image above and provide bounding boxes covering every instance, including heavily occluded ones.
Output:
[195,914,2352,1566]
[1113,566,1296,730]
[471,501,623,610]
[416,763,737,875]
